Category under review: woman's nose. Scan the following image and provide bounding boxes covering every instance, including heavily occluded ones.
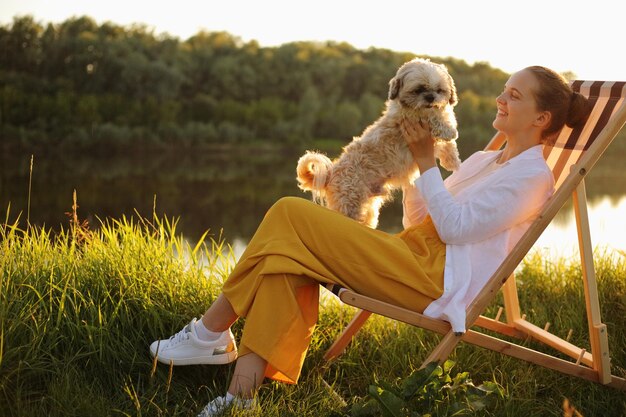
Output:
[496,93,505,104]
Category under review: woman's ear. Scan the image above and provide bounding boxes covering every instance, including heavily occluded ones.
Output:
[534,111,552,129]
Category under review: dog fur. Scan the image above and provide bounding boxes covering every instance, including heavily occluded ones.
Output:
[296,58,461,228]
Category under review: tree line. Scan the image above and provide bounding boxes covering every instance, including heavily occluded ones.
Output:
[0,15,510,156]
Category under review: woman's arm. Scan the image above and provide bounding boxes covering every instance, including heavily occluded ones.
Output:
[416,166,553,244]
[402,185,429,228]
[400,117,553,244]
[400,117,436,228]
[399,116,437,174]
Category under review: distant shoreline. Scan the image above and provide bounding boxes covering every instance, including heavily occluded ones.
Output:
[0,137,348,157]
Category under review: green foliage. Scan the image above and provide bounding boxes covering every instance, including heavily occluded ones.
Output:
[0,15,509,154]
[350,361,506,417]
[0,209,236,416]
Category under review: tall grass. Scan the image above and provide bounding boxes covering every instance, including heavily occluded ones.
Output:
[0,209,236,416]
[1,210,625,416]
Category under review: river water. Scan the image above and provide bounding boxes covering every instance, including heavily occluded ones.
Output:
[2,147,625,262]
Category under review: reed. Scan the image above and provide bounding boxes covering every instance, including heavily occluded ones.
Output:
[26,155,33,225]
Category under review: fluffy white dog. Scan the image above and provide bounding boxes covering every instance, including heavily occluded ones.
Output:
[296,58,461,228]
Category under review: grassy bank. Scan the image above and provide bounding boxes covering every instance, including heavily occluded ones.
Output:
[1,213,625,416]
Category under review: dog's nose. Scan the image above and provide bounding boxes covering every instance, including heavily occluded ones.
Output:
[424,94,434,102]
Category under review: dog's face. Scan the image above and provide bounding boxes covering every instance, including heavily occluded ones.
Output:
[388,58,458,109]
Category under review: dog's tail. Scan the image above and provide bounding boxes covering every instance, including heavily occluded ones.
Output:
[296,151,333,204]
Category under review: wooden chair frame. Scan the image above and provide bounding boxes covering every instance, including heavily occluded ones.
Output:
[323,80,626,391]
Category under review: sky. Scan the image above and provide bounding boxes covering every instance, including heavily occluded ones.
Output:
[1,0,624,81]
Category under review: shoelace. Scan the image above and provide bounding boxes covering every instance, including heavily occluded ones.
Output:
[197,396,256,417]
[197,396,228,417]
[168,323,191,346]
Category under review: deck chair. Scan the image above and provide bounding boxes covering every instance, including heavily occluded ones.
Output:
[323,80,626,391]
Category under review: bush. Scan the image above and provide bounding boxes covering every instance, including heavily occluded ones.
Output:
[350,361,506,417]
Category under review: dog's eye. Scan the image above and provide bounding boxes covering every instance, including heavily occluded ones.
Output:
[414,87,426,94]
[437,89,444,94]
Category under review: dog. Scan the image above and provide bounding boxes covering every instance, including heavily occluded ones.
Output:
[296,58,461,228]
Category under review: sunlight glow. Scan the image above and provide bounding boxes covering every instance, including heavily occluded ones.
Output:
[1,0,625,81]
[534,196,626,261]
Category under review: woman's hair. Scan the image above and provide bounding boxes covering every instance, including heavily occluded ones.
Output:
[525,66,592,144]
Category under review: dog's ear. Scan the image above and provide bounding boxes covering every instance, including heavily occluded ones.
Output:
[447,72,458,106]
[388,75,403,100]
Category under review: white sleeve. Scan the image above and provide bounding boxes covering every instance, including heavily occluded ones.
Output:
[415,166,553,244]
[402,184,429,228]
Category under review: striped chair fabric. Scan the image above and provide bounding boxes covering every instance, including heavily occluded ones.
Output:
[546,80,626,189]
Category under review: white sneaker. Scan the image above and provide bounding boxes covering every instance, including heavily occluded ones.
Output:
[149,318,238,365]
[197,395,258,417]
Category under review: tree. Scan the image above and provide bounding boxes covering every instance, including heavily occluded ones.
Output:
[0,14,512,152]
[297,86,321,140]
[2,15,43,72]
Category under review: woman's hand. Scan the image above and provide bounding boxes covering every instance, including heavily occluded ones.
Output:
[400,116,437,174]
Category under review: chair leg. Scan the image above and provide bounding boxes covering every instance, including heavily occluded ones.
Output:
[324,309,372,361]
[420,329,463,368]
[573,180,612,384]
[501,273,521,323]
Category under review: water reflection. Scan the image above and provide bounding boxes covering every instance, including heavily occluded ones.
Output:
[536,195,626,260]
[1,148,625,259]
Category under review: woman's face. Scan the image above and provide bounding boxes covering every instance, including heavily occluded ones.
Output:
[492,69,543,136]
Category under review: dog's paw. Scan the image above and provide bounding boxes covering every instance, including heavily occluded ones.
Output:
[434,125,459,141]
[440,153,462,171]
[434,140,461,172]
[428,113,458,141]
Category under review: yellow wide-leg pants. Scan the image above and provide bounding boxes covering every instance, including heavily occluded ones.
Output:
[222,197,445,384]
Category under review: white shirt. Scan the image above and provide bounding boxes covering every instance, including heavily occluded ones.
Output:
[402,144,554,333]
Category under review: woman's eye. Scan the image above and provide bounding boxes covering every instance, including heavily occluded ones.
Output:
[502,89,517,100]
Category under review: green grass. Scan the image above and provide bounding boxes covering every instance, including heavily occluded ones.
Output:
[1,212,625,416]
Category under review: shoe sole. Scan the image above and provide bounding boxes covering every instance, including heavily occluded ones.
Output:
[150,346,238,366]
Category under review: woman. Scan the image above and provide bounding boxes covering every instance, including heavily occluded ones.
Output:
[149,66,591,416]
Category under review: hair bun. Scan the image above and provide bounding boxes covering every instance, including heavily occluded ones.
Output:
[565,91,592,128]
